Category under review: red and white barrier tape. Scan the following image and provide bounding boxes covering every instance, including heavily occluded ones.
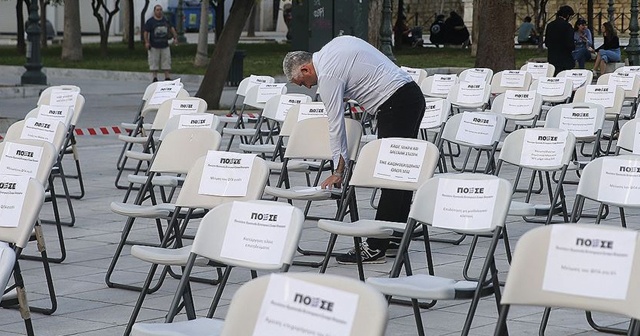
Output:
[73,126,127,136]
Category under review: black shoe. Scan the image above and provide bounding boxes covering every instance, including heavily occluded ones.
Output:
[152,77,158,83]
[386,242,400,258]
[336,242,386,264]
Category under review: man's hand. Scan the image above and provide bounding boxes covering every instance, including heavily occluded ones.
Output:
[321,174,342,189]
[173,38,178,46]
[145,41,150,50]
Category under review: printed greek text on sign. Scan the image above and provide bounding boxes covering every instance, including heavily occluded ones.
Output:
[420,98,445,129]
[275,94,309,121]
[257,83,287,103]
[565,71,588,89]
[36,104,73,126]
[0,142,44,179]
[596,158,640,206]
[373,139,427,182]
[20,118,61,144]
[525,62,549,80]
[502,90,536,115]
[0,175,30,228]
[198,151,255,196]
[536,77,566,96]
[177,114,214,129]
[401,66,422,83]
[49,88,79,107]
[464,68,490,83]
[168,99,200,118]
[500,70,526,88]
[148,83,180,106]
[431,74,458,95]
[431,178,499,231]
[298,103,327,121]
[457,82,486,104]
[454,112,498,146]
[585,85,615,108]
[519,130,568,167]
[558,108,597,138]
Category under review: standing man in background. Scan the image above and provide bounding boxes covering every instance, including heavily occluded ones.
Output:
[144,4,178,82]
[545,5,575,75]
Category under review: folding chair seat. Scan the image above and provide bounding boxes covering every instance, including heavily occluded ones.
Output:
[597,71,640,119]
[218,75,274,127]
[401,66,428,85]
[115,97,208,189]
[495,128,576,225]
[121,155,270,335]
[491,90,543,130]
[420,74,459,99]
[0,176,45,336]
[490,70,533,97]
[447,81,491,113]
[573,84,625,154]
[436,111,506,174]
[418,97,452,143]
[0,140,59,315]
[519,61,555,81]
[129,200,302,335]
[459,67,493,85]
[366,173,512,336]
[494,224,640,336]
[105,128,222,291]
[318,138,439,280]
[557,69,593,92]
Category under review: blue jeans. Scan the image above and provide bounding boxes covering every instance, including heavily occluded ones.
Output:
[599,48,621,63]
[572,47,591,69]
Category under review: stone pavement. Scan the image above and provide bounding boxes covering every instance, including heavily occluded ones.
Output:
[0,69,636,336]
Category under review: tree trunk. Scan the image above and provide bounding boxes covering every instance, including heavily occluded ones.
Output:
[247,2,256,37]
[215,0,225,42]
[91,0,121,57]
[194,0,210,67]
[39,0,48,48]
[475,0,515,71]
[61,0,83,61]
[471,0,479,57]
[122,0,134,49]
[140,0,150,42]
[196,0,255,109]
[368,0,382,47]
[17,0,27,55]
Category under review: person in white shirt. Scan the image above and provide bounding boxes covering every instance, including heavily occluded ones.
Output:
[283,35,425,264]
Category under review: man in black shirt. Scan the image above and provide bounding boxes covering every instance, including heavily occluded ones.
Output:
[144,5,178,82]
[545,5,575,75]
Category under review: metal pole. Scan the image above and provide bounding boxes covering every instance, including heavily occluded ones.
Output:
[608,0,615,22]
[627,0,640,65]
[379,0,396,62]
[21,0,46,85]
[176,0,187,43]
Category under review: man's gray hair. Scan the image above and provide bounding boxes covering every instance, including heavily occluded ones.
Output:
[283,51,313,81]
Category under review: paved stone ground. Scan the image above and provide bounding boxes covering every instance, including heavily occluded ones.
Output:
[0,71,636,336]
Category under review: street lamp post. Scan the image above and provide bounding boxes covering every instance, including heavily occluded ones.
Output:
[176,0,187,43]
[608,0,615,22]
[627,0,640,65]
[379,0,396,62]
[21,0,46,85]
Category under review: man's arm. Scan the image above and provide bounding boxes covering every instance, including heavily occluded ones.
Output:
[144,31,150,49]
[318,76,349,189]
[170,26,178,45]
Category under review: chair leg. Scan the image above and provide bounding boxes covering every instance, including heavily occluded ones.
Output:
[539,307,552,336]
[12,257,35,336]
[411,298,426,336]
[585,311,629,335]
[123,263,166,336]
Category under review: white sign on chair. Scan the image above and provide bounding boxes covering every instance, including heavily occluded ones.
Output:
[256,83,287,103]
[373,139,427,182]
[298,103,327,121]
[431,74,457,95]
[36,104,73,126]
[0,142,44,179]
[597,158,640,205]
[464,68,490,84]
[525,62,549,80]
[168,99,200,118]
[401,66,423,83]
[177,114,215,129]
[520,129,568,167]
[559,108,597,138]
[253,274,359,336]
[584,85,615,108]
[431,177,499,230]
[49,88,79,107]
[564,70,588,90]
[275,94,307,121]
[198,151,255,196]
[0,175,30,228]
[536,77,566,96]
[147,81,181,106]
[455,112,498,146]
[500,70,526,88]
[420,99,445,129]
[20,118,62,144]
[608,72,636,91]
[457,82,486,104]
[502,90,536,115]
[543,225,636,300]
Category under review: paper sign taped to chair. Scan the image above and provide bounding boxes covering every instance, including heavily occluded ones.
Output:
[520,130,567,167]
[536,77,566,96]
[298,103,327,121]
[464,68,490,84]
[559,108,597,138]
[198,151,255,196]
[525,62,549,80]
[247,75,273,93]
[36,104,73,126]
[457,82,486,104]
[168,99,200,118]
[373,139,427,182]
[564,70,588,89]
[502,90,536,115]
[499,70,526,88]
[275,95,308,121]
[220,201,294,265]
[0,142,44,179]
[420,99,445,129]
[455,112,498,146]
[20,118,61,144]
[431,74,458,95]
[584,85,615,108]
[543,225,637,300]
[431,177,499,231]
[253,274,358,336]
[177,114,214,129]
[609,72,636,91]
[596,158,640,205]
[0,175,30,228]
[401,66,423,83]
[148,84,180,106]
[257,83,287,103]
[49,88,78,107]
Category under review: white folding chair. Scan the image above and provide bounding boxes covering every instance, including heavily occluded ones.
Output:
[401,66,428,85]
[597,72,640,118]
[557,69,593,92]
[447,82,491,113]
[420,74,459,99]
[519,62,555,80]
[615,118,640,154]
[530,77,573,106]
[490,70,533,97]
[573,84,625,154]
[367,174,512,336]
[218,75,274,127]
[459,67,494,85]
[418,97,452,143]
[491,90,543,130]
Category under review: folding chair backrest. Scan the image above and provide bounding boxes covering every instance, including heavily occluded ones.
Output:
[221,272,388,336]
[439,112,506,146]
[25,106,74,130]
[141,88,190,116]
[499,128,577,170]
[149,128,222,174]
[4,119,68,153]
[409,174,512,235]
[349,138,439,191]
[261,93,313,122]
[459,67,494,85]
[38,85,81,98]
[420,74,459,98]
[150,97,208,130]
[0,178,45,248]
[597,72,640,100]
[447,82,491,108]
[490,91,543,121]
[278,102,325,137]
[141,81,184,102]
[545,102,606,138]
[37,92,86,126]
[529,77,573,102]
[420,97,452,130]
[0,243,16,290]
[174,155,269,208]
[501,224,640,320]
[237,75,275,97]
[573,85,625,116]
[576,155,640,207]
[242,83,288,110]
[616,118,640,153]
[284,117,362,161]
[557,69,593,91]
[490,70,533,95]
[190,201,304,269]
[401,66,428,84]
[519,62,555,80]
[159,114,220,141]
[0,140,58,185]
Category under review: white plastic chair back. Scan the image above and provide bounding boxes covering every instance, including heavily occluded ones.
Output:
[519,62,556,80]
[279,102,326,137]
[490,91,543,122]
[576,155,640,208]
[420,74,459,99]
[284,117,362,162]
[0,243,16,291]
[38,85,81,98]
[420,97,451,130]
[150,97,208,131]
[616,118,640,153]
[243,83,288,110]
[459,68,493,85]
[159,114,220,141]
[0,140,58,186]
[557,69,593,91]
[262,93,312,122]
[530,77,574,103]
[141,88,190,116]
[499,128,577,170]
[490,70,533,95]
[597,72,640,100]
[4,119,68,153]
[37,93,86,126]
[149,128,222,174]
[545,103,605,140]
[447,82,491,110]
[237,75,275,97]
[0,178,45,248]
[573,85,625,117]
[439,112,506,148]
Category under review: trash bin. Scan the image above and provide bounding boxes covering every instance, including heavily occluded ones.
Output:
[227,50,245,86]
